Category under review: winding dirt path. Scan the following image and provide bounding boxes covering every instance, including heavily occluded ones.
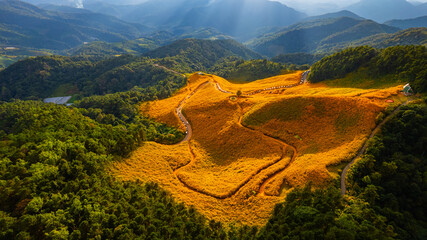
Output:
[236,106,298,197]
[171,72,308,199]
[340,101,410,196]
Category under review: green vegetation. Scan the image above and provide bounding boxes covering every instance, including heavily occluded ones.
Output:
[0,0,149,50]
[257,185,396,239]
[309,46,378,83]
[271,52,326,66]
[248,17,399,57]
[243,97,307,126]
[256,99,427,240]
[145,39,262,73]
[0,101,224,239]
[0,55,185,101]
[66,39,160,60]
[385,16,427,30]
[309,45,427,93]
[74,88,185,144]
[318,28,427,53]
[348,100,427,239]
[209,58,298,83]
[0,55,15,70]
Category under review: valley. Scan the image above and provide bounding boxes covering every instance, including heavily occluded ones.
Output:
[1,0,426,238]
[112,70,406,226]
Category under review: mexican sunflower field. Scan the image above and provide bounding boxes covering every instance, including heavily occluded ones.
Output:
[111,71,406,226]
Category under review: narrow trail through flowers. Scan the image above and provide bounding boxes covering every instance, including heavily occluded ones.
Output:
[171,72,309,199]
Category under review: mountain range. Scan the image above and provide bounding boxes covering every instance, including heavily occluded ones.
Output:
[346,0,426,23]
[385,16,427,29]
[0,0,426,62]
[0,0,150,50]
[247,17,401,57]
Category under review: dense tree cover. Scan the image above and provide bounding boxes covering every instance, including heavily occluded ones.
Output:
[144,39,262,73]
[0,0,149,50]
[66,28,232,60]
[209,57,306,83]
[74,87,185,144]
[348,100,427,239]
[0,101,227,239]
[309,45,427,93]
[0,55,186,101]
[309,46,378,83]
[257,185,396,240]
[318,28,427,54]
[248,17,399,57]
[67,39,161,60]
[271,53,325,66]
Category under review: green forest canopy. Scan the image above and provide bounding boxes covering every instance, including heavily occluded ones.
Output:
[309,45,427,93]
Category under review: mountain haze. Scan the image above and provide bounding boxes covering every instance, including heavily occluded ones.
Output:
[0,0,149,50]
[346,0,426,22]
[385,16,427,29]
[248,17,400,57]
[179,0,306,40]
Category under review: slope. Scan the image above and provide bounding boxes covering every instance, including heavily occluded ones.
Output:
[303,10,364,21]
[0,0,149,50]
[113,70,405,226]
[0,55,186,101]
[68,28,233,59]
[248,17,400,57]
[178,0,305,40]
[385,15,427,29]
[144,39,262,72]
[346,0,425,23]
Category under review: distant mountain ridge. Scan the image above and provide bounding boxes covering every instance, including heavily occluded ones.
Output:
[68,28,233,59]
[78,0,306,41]
[247,17,400,57]
[304,10,364,21]
[0,0,150,50]
[178,0,306,40]
[385,16,427,29]
[346,0,426,22]
[144,39,262,72]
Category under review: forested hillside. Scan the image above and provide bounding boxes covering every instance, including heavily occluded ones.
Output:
[271,52,326,66]
[348,100,427,239]
[0,0,149,50]
[1,95,425,239]
[144,39,262,72]
[248,17,399,57]
[257,99,427,239]
[385,16,427,29]
[309,45,427,93]
[316,28,427,53]
[67,28,232,60]
[0,101,223,239]
[209,58,305,83]
[0,55,185,101]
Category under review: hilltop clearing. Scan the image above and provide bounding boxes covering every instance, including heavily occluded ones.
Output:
[112,70,406,226]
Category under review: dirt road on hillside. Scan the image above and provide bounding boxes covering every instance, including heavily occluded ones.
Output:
[341,100,410,196]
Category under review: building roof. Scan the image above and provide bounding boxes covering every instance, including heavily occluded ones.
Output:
[44,96,72,105]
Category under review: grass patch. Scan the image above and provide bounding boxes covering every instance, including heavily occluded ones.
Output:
[52,83,79,97]
[243,97,306,126]
[324,68,405,89]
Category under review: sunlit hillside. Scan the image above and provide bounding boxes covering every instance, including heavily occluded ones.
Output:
[111,71,406,226]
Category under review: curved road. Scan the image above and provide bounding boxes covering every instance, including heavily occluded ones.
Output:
[340,101,410,196]
[171,71,309,198]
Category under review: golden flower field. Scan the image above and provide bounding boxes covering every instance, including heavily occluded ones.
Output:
[111,71,407,226]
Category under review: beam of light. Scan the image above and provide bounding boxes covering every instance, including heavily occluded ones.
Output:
[76,0,83,8]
